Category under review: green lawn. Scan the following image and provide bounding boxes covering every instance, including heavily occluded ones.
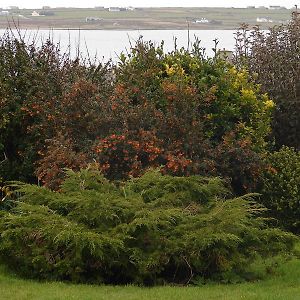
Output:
[1,259,300,300]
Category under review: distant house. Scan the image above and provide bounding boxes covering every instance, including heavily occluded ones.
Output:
[109,7,121,12]
[126,6,136,11]
[269,6,285,10]
[31,11,41,16]
[42,6,51,10]
[0,10,9,16]
[256,17,273,23]
[9,6,19,10]
[86,17,103,22]
[247,6,256,9]
[278,19,290,24]
[194,18,209,24]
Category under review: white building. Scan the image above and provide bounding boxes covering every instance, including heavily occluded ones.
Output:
[31,11,41,16]
[0,10,9,16]
[86,17,103,22]
[109,7,121,12]
[269,6,284,10]
[194,18,209,24]
[256,17,273,23]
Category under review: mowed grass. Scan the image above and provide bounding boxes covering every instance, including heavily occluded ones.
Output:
[1,259,300,300]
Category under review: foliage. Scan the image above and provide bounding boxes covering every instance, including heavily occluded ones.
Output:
[35,134,88,190]
[0,169,296,285]
[259,147,300,233]
[117,39,273,150]
[234,13,300,150]
[98,39,273,193]
[0,32,274,193]
[0,30,112,183]
[93,131,164,180]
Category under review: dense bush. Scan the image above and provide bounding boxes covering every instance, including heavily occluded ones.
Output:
[259,147,300,233]
[235,13,300,150]
[0,32,274,194]
[0,169,296,285]
[0,30,112,183]
[92,40,274,193]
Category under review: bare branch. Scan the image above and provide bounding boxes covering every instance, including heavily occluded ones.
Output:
[0,152,8,165]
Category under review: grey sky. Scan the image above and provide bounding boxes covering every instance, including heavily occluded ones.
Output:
[1,0,298,9]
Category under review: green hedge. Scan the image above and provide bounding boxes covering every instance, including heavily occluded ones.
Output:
[0,169,296,284]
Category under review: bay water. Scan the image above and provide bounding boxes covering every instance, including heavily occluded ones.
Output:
[0,29,236,62]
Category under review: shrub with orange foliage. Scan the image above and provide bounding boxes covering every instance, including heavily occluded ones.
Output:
[35,134,88,190]
[93,130,163,180]
[0,32,112,184]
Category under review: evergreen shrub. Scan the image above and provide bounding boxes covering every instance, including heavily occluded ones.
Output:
[0,169,295,285]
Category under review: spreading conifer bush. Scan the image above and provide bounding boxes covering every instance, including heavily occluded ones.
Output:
[0,169,295,285]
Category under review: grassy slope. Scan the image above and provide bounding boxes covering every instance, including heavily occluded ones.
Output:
[0,7,292,30]
[1,259,300,300]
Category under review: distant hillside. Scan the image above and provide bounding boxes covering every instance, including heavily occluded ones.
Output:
[0,7,293,30]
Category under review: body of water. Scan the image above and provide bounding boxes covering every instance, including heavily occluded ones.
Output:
[0,29,236,62]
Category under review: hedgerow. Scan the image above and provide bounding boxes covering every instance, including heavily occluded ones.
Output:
[0,169,296,285]
[0,31,274,194]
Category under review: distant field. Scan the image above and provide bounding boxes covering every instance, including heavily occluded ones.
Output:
[0,7,293,30]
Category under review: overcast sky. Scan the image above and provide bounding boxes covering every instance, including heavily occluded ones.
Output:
[1,1,298,9]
